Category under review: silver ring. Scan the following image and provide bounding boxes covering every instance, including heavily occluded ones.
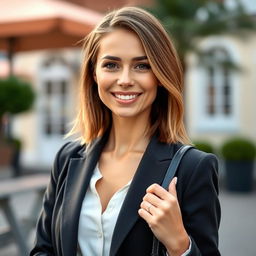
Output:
[147,204,151,214]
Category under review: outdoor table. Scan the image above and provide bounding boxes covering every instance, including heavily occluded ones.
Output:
[0,174,49,256]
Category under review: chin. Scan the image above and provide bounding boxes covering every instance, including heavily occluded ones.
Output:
[112,110,138,118]
[116,113,135,118]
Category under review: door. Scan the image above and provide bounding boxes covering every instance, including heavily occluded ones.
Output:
[37,59,73,167]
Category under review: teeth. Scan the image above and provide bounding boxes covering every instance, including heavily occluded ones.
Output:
[115,94,137,100]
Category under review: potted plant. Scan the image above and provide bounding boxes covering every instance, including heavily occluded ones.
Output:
[193,140,215,154]
[7,136,23,176]
[220,137,256,192]
[0,76,35,173]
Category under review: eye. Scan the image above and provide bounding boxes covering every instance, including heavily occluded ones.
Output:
[135,63,151,70]
[102,62,119,70]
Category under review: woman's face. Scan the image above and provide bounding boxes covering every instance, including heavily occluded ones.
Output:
[94,28,158,120]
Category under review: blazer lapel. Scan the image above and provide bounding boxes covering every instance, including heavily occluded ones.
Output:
[110,136,176,256]
[60,135,108,256]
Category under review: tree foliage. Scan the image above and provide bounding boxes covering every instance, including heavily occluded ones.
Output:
[0,76,35,117]
[147,0,256,65]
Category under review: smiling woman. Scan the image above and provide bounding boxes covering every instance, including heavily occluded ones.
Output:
[71,7,188,145]
[30,6,221,256]
[94,28,158,120]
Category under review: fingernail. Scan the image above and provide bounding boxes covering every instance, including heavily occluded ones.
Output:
[173,177,178,185]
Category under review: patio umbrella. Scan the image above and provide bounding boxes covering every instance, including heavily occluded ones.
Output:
[0,0,103,74]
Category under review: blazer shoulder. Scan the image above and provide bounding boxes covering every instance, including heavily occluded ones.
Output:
[182,147,218,168]
[59,141,85,159]
[53,141,86,171]
[177,147,219,184]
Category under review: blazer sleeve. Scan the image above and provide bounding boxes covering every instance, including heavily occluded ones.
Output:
[178,150,221,256]
[30,142,71,256]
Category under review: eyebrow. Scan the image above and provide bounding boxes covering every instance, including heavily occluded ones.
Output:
[101,55,148,61]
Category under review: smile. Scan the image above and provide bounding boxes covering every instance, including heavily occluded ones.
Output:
[115,94,138,100]
[111,92,142,104]
[111,92,141,102]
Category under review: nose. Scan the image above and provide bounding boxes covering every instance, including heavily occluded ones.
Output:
[117,68,134,87]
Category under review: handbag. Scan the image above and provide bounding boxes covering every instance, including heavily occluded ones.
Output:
[151,145,193,256]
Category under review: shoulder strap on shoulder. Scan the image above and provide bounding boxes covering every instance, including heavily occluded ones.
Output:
[161,145,194,190]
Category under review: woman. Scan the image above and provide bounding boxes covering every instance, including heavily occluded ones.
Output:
[31,7,221,256]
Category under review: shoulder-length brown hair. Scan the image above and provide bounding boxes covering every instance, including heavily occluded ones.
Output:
[68,6,190,145]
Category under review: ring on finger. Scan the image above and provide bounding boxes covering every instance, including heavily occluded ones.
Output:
[147,204,151,214]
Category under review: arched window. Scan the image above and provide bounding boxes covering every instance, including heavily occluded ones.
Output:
[193,44,239,132]
[205,48,232,117]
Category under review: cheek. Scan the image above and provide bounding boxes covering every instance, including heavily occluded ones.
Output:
[96,80,111,105]
[95,71,113,87]
[97,85,106,101]
[147,77,158,98]
[151,87,158,103]
[148,84,158,105]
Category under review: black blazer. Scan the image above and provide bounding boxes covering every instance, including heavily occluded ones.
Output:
[30,135,221,256]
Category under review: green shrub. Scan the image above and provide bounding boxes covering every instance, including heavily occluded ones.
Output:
[193,141,215,153]
[0,76,35,140]
[220,137,256,161]
[0,76,35,117]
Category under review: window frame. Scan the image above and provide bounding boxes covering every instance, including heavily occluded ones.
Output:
[192,37,240,133]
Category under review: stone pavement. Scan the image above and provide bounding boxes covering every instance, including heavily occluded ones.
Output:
[0,173,255,256]
[219,186,256,256]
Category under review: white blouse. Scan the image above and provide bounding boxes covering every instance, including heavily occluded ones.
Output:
[77,164,191,256]
[78,165,131,256]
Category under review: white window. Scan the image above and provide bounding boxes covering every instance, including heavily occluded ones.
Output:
[37,56,72,166]
[43,79,68,136]
[205,48,232,117]
[194,43,239,132]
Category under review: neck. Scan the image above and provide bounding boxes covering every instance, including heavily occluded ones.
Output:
[105,114,151,157]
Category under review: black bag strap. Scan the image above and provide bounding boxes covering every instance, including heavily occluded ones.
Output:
[151,145,193,256]
[161,145,193,190]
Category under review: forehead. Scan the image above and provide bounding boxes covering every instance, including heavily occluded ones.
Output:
[97,28,146,59]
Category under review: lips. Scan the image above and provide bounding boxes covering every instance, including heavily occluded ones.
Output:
[112,92,141,101]
[115,94,137,100]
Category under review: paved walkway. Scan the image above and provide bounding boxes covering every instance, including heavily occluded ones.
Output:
[219,186,256,256]
[0,172,255,256]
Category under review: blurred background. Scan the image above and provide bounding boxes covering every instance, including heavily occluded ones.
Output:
[0,0,255,255]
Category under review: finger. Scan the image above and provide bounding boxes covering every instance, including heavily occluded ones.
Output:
[138,207,153,225]
[168,177,177,198]
[140,200,157,216]
[146,183,171,200]
[143,192,163,207]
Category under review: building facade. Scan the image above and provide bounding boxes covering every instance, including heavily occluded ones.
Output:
[186,33,256,147]
[2,0,255,170]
